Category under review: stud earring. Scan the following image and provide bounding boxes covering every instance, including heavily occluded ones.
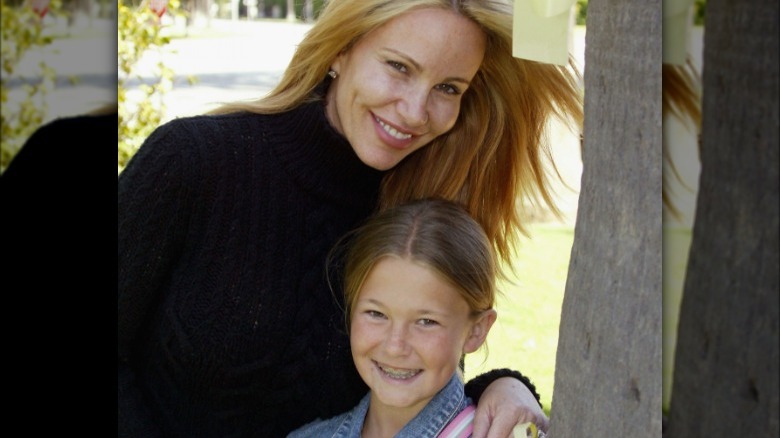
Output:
[328,69,338,79]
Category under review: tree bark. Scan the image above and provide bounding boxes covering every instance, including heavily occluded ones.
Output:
[667,0,779,435]
[549,1,662,436]
[286,0,295,21]
[184,0,211,27]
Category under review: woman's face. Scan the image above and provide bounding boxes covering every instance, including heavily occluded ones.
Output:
[326,7,486,171]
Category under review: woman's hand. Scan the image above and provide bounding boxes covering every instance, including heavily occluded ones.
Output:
[471,377,550,438]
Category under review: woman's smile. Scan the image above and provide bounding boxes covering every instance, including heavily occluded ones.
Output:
[372,114,417,149]
[325,7,486,170]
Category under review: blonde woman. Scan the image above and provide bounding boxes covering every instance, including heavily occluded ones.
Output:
[118,1,581,436]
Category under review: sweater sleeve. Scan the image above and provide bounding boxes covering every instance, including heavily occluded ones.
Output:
[464,368,543,409]
[117,120,197,437]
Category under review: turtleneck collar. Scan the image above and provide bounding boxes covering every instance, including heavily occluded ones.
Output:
[267,94,386,208]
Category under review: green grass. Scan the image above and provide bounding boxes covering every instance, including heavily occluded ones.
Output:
[464,223,575,415]
[463,224,694,416]
[662,226,693,411]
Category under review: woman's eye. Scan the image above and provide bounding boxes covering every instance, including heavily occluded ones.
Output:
[435,83,461,95]
[366,310,385,319]
[387,60,407,73]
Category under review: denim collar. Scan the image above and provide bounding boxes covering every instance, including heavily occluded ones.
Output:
[331,373,470,437]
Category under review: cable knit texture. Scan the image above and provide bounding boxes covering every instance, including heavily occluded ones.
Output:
[118,96,537,437]
[118,98,385,437]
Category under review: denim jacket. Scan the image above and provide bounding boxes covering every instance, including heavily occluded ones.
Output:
[287,373,472,438]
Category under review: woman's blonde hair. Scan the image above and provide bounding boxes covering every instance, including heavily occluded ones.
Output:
[662,59,701,131]
[337,198,496,329]
[662,58,702,218]
[211,0,584,263]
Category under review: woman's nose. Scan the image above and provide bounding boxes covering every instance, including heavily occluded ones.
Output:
[398,88,430,127]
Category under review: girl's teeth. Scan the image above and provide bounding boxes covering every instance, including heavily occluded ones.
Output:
[377,118,412,140]
[379,364,420,380]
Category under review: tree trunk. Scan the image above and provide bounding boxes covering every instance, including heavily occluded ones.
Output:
[549,1,662,436]
[186,0,211,27]
[302,0,313,22]
[286,0,295,21]
[667,0,779,435]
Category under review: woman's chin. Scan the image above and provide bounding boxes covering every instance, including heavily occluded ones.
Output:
[356,150,405,171]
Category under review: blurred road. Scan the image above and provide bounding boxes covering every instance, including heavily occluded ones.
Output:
[6,17,116,124]
[129,18,314,123]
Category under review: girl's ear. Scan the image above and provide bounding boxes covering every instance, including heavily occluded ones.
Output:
[463,309,497,354]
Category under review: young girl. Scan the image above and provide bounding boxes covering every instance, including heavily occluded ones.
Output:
[289,198,524,438]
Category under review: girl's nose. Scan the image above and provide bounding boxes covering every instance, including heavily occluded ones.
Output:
[384,323,411,356]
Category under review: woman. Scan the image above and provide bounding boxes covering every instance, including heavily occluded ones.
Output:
[118,0,582,436]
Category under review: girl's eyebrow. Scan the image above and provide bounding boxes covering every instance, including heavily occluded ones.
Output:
[359,297,449,317]
[382,47,472,87]
[360,298,385,307]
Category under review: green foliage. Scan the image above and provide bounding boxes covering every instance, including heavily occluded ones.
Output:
[228,0,325,21]
[573,1,704,28]
[575,0,587,26]
[117,0,183,173]
[292,0,326,21]
[465,224,574,415]
[693,0,705,26]
[0,0,63,173]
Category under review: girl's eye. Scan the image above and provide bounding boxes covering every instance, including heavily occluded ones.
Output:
[387,60,407,73]
[418,318,439,327]
[435,83,461,95]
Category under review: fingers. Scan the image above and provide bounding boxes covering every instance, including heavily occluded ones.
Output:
[530,414,550,432]
[537,414,550,433]
[472,407,549,438]
[471,407,491,438]
[470,376,550,437]
[484,407,522,438]
[516,408,549,433]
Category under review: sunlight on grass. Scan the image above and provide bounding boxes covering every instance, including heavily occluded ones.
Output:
[462,224,693,416]
[662,226,693,412]
[465,223,575,414]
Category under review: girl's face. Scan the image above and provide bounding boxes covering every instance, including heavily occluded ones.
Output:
[326,7,486,171]
[350,256,492,420]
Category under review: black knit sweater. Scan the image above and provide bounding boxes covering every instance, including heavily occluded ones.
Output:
[118,98,540,437]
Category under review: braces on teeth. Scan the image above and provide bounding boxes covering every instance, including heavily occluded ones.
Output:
[379,364,420,379]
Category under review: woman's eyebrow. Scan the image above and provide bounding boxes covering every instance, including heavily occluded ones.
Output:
[382,47,472,86]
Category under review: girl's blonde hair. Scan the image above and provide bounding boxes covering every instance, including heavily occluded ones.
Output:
[337,198,496,328]
[211,0,584,263]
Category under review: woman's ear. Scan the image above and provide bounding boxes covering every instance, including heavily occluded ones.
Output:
[463,309,497,354]
[331,52,345,77]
